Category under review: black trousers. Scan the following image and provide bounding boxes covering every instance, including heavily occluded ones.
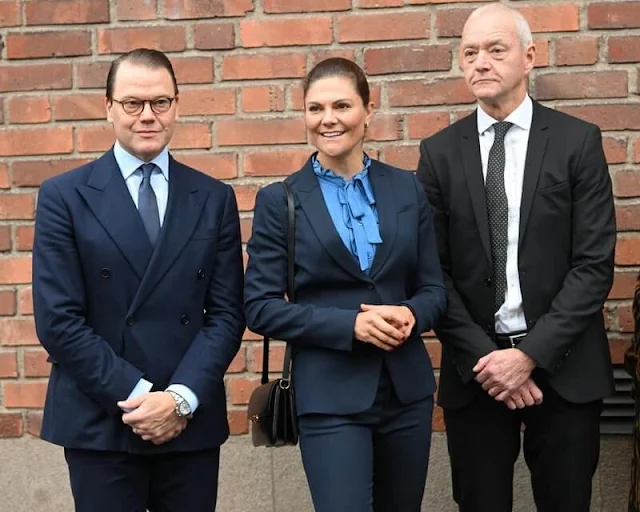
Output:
[64,447,220,512]
[444,374,602,512]
[298,367,434,512]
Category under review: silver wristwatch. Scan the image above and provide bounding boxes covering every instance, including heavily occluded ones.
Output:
[167,390,192,418]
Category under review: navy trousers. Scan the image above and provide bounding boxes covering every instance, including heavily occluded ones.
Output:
[298,367,434,512]
[64,447,220,512]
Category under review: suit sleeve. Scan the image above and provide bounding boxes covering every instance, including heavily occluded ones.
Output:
[32,179,144,415]
[244,185,358,351]
[517,125,615,373]
[399,174,447,335]
[169,185,245,405]
[417,140,498,382]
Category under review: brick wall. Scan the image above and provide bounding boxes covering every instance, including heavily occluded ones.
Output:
[0,0,638,439]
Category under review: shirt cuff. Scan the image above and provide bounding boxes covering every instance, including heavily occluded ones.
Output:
[166,384,200,413]
[122,378,153,412]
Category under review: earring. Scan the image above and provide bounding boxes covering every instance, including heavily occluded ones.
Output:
[364,122,369,129]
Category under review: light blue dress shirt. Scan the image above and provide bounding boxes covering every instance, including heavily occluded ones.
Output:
[312,153,382,273]
[114,141,199,413]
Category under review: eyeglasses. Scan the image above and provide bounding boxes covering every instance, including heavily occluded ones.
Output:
[111,97,176,115]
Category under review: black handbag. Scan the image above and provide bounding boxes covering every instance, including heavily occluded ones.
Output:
[247,181,298,447]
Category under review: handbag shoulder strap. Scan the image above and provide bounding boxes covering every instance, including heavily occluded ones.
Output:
[261,181,295,385]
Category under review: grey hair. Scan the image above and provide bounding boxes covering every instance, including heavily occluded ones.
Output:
[512,8,533,48]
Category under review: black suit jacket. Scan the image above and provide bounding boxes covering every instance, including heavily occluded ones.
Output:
[417,101,615,408]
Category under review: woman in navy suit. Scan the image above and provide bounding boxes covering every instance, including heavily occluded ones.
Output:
[244,58,446,512]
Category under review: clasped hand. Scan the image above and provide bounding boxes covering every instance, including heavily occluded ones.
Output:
[354,304,415,351]
[117,391,187,445]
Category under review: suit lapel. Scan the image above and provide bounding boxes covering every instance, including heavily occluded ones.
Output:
[77,150,152,281]
[130,156,207,312]
[368,160,396,278]
[460,112,492,263]
[519,102,550,245]
[296,158,364,281]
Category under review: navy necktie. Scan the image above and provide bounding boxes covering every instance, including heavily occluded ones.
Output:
[138,163,161,246]
[485,121,513,312]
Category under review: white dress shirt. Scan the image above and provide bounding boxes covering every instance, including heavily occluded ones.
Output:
[477,95,533,334]
[113,141,199,413]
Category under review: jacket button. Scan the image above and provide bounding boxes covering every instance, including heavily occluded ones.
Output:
[484,277,492,286]
[180,314,190,325]
[126,316,135,326]
[101,268,111,279]
[197,269,205,280]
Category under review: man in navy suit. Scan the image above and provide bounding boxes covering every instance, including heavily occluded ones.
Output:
[32,48,245,512]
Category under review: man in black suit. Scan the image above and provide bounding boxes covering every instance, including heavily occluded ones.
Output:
[417,4,615,511]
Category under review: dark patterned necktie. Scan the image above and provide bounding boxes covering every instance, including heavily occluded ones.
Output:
[485,121,513,312]
[138,163,161,246]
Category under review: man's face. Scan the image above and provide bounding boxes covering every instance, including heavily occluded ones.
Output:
[106,61,178,162]
[459,9,535,110]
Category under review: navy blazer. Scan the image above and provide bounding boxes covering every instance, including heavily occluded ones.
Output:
[244,157,446,416]
[32,149,245,453]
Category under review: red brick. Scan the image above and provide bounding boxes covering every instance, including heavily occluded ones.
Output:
[383,145,420,170]
[171,123,212,150]
[615,170,640,198]
[0,1,20,27]
[0,318,38,345]
[248,343,286,373]
[616,205,640,231]
[19,288,33,315]
[242,85,285,113]
[433,405,445,431]
[233,184,260,212]
[615,237,640,266]
[240,17,332,48]
[535,71,628,101]
[12,159,90,188]
[25,0,109,25]
[617,305,634,333]
[366,114,402,142]
[222,53,306,80]
[76,125,113,153]
[555,37,599,66]
[164,0,253,18]
[436,7,473,38]
[588,2,640,29]
[310,49,357,67]
[0,63,71,92]
[609,271,638,300]
[264,0,350,12]
[98,27,186,54]
[0,290,15,316]
[0,413,23,438]
[359,0,402,6]
[609,337,631,365]
[76,61,111,89]
[174,153,237,180]
[389,78,474,107]
[244,150,309,177]
[16,225,34,251]
[635,139,640,163]
[425,340,441,368]
[407,0,486,3]
[227,409,248,435]
[240,218,252,243]
[406,111,450,140]
[243,328,262,341]
[3,381,47,408]
[364,44,451,75]
[193,22,235,50]
[178,88,236,116]
[23,350,51,378]
[0,225,10,252]
[116,0,157,20]
[173,57,215,84]
[0,194,35,220]
[25,411,42,437]
[6,31,91,59]
[8,96,51,124]
[54,94,105,121]
[0,163,7,189]
[0,351,17,377]
[558,105,640,131]
[227,347,247,373]
[227,377,261,405]
[518,4,579,33]
[608,36,640,64]
[533,38,549,68]
[603,137,628,164]
[0,127,73,157]
[217,119,306,146]
[338,12,430,42]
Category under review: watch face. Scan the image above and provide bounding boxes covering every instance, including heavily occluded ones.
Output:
[178,401,191,416]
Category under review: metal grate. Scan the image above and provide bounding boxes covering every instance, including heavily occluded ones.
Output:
[600,365,635,435]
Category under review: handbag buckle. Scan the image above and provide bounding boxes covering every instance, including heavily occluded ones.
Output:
[279,379,291,390]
